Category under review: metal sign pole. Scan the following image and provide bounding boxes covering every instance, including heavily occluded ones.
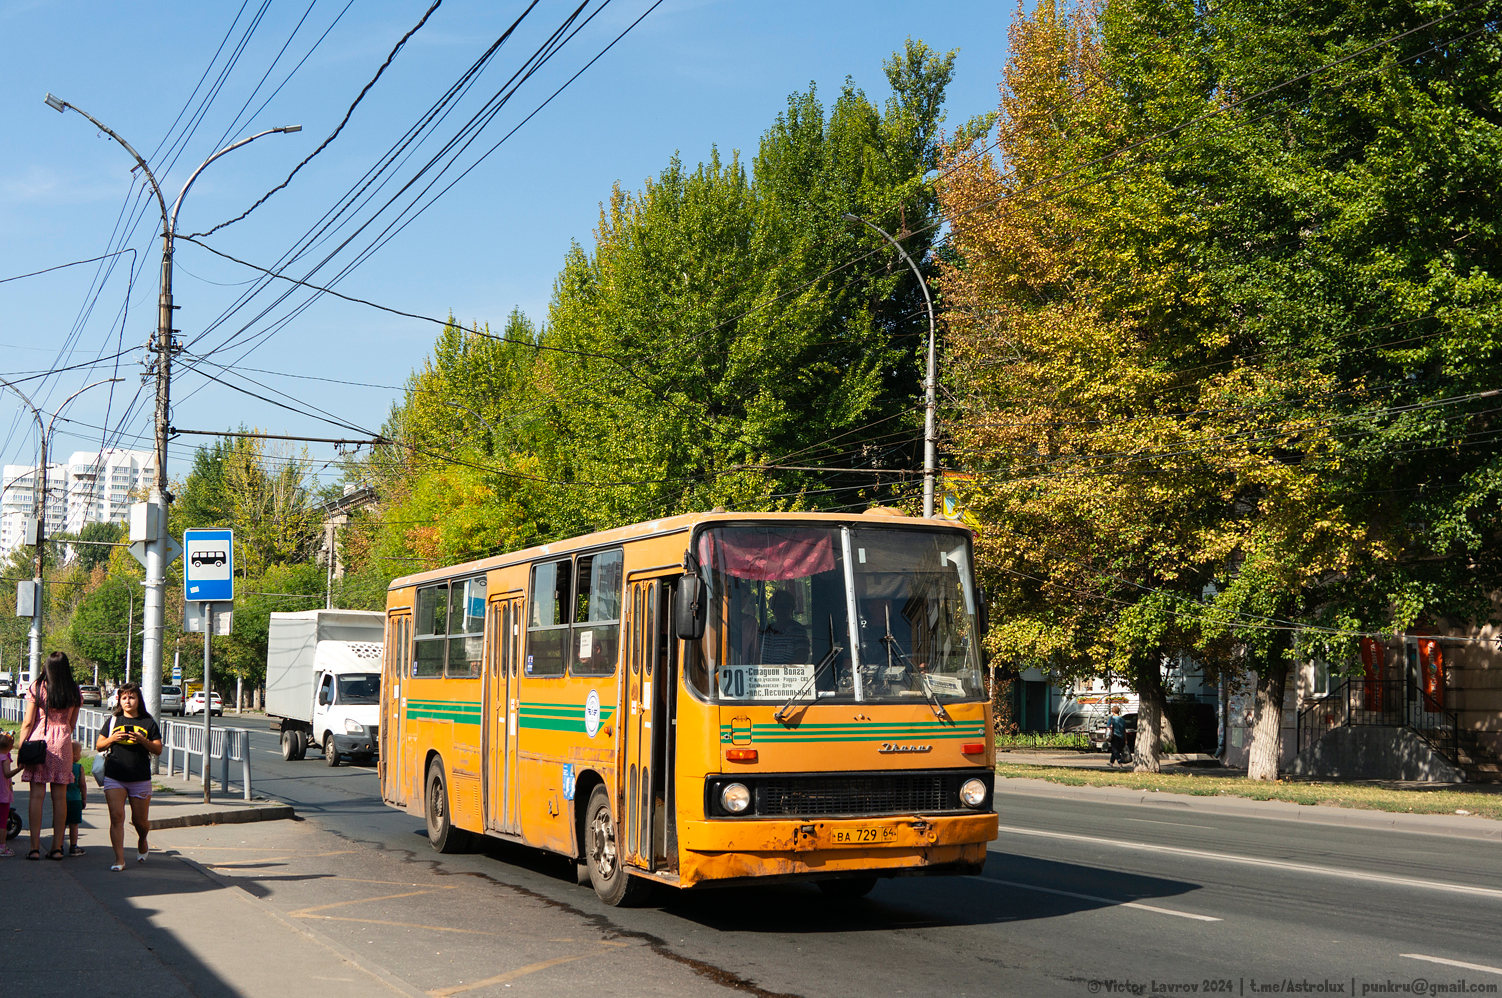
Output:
[202,602,212,804]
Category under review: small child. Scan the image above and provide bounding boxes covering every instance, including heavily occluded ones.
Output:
[66,742,87,857]
[0,732,18,857]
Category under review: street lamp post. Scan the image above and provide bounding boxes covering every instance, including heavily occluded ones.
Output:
[0,377,121,673]
[44,93,298,716]
[843,213,939,518]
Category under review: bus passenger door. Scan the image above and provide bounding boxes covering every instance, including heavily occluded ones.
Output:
[485,598,524,836]
[381,614,410,807]
[626,581,668,871]
[483,600,503,832]
[502,599,523,835]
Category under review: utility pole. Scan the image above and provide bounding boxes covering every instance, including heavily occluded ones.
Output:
[46,93,298,716]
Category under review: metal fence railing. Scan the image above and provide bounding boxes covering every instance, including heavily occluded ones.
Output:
[161,719,254,800]
[1296,678,1459,761]
[1,696,253,800]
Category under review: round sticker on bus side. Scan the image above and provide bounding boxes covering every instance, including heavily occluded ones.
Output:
[584,689,601,738]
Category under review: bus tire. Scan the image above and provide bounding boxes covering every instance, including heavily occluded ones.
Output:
[585,785,648,907]
[280,730,299,761]
[324,733,341,767]
[818,876,877,900]
[426,762,469,853]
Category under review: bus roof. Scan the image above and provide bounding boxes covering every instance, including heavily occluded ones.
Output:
[386,509,970,591]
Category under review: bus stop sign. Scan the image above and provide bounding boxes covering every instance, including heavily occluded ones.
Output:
[183,528,234,602]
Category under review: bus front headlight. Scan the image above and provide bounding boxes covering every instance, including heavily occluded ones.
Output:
[720,782,751,815]
[959,778,988,809]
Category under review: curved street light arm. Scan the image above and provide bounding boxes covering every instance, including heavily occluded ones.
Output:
[170,125,303,235]
[44,93,168,230]
[842,212,939,518]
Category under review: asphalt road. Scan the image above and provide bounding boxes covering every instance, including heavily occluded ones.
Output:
[153,723,1502,997]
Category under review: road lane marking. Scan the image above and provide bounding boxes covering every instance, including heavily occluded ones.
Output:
[1401,954,1502,976]
[427,943,627,996]
[998,824,1502,901]
[979,876,1221,922]
[1116,817,1215,830]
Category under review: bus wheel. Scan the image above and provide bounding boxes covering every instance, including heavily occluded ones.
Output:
[817,877,877,900]
[324,733,341,767]
[585,785,648,906]
[280,730,299,761]
[425,763,469,853]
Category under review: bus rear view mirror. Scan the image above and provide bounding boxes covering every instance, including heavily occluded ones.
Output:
[675,575,705,640]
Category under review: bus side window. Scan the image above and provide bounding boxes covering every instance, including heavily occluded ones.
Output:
[413,583,447,677]
[572,550,622,677]
[528,560,571,676]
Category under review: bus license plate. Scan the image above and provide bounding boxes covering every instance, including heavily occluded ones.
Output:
[830,825,897,846]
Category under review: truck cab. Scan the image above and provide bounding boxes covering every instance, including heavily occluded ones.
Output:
[313,664,382,764]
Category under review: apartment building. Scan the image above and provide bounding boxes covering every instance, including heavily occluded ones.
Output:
[0,448,155,559]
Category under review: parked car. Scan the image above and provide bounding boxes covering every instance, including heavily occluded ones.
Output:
[185,691,223,717]
[79,683,102,707]
[1088,712,1138,753]
[159,685,184,716]
[0,679,15,698]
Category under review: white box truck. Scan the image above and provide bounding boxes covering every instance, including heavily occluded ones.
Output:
[265,609,384,765]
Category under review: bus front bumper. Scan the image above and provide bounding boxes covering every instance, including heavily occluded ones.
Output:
[676,812,997,887]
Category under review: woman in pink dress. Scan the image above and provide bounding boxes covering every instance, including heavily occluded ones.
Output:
[18,651,81,860]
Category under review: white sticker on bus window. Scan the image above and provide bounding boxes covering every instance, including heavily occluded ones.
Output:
[579,630,594,660]
[718,663,815,700]
[858,547,866,563]
[584,689,601,738]
[924,674,966,697]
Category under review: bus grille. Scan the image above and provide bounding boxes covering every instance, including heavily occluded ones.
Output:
[754,773,964,817]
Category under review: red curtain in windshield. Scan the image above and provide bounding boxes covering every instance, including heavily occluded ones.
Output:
[700,528,837,581]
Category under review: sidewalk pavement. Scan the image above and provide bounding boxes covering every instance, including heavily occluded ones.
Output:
[3,773,420,998]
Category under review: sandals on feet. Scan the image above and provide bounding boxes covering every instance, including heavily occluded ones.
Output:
[69,846,86,857]
[26,849,40,861]
[110,862,125,872]
[47,848,65,861]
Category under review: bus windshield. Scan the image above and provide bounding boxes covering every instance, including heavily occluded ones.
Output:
[692,523,984,704]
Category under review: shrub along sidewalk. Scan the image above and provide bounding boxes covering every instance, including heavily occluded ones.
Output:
[995,760,1502,822]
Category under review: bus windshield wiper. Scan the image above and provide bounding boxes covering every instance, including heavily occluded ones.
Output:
[881,629,951,723]
[774,620,843,725]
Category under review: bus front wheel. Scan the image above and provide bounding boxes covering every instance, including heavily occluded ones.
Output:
[585,785,648,907]
[425,763,469,853]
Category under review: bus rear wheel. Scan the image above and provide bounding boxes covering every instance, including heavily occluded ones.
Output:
[425,763,469,853]
[585,785,648,907]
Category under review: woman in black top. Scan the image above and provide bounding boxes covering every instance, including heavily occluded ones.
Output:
[94,683,162,871]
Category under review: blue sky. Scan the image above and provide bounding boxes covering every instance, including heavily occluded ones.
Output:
[0,0,1011,494]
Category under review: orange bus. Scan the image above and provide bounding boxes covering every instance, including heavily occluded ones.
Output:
[380,509,997,904]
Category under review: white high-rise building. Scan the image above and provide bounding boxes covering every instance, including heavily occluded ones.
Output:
[0,448,155,560]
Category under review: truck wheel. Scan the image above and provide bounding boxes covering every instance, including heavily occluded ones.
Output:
[425,762,469,853]
[584,785,649,906]
[281,730,299,761]
[324,733,341,767]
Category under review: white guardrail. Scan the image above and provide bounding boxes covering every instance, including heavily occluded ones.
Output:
[1,697,254,801]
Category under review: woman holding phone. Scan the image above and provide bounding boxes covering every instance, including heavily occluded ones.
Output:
[95,682,162,871]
